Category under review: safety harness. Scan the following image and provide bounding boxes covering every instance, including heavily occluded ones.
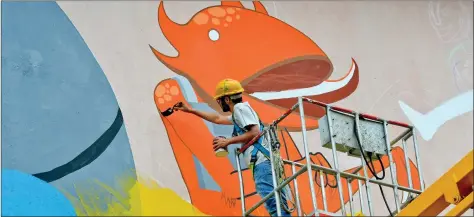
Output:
[231,113,269,174]
[231,109,295,214]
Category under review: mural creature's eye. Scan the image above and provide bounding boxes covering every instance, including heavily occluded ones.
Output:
[208,29,220,41]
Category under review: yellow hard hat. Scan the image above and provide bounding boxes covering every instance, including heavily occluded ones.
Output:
[214,78,245,99]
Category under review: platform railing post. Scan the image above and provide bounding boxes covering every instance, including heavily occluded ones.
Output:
[347,178,355,216]
[357,179,365,215]
[383,121,401,212]
[235,150,246,216]
[401,137,414,206]
[291,163,303,216]
[326,105,346,215]
[354,113,374,216]
[412,129,425,191]
[298,96,319,216]
[401,139,413,190]
[268,128,282,217]
[319,172,328,211]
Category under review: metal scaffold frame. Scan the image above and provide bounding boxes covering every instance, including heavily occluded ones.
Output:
[234,96,426,217]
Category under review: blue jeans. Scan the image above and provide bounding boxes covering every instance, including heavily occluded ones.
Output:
[253,160,291,217]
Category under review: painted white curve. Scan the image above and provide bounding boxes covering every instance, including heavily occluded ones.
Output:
[399,89,473,141]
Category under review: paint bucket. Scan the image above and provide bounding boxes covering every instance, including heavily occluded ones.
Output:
[214,136,228,157]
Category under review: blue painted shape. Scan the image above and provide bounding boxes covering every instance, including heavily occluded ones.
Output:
[174,76,198,103]
[192,155,221,192]
[2,168,76,216]
[1,1,135,196]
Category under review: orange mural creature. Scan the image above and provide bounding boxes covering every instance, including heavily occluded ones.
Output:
[150,1,421,216]
[150,0,359,131]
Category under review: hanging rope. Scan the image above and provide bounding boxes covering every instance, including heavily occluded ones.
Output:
[267,125,297,214]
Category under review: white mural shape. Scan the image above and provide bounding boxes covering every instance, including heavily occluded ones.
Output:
[399,89,473,141]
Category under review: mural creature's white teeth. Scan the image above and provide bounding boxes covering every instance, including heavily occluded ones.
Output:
[250,60,356,101]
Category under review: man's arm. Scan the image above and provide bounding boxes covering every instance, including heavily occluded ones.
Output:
[227,124,260,145]
[213,106,262,151]
[227,105,261,145]
[214,124,260,151]
[190,108,232,125]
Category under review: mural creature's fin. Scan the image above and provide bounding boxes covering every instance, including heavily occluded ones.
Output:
[253,1,268,14]
[221,1,244,8]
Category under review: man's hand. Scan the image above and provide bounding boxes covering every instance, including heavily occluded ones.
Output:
[174,102,193,113]
[213,137,230,151]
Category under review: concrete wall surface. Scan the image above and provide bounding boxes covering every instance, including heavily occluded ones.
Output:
[1,1,472,216]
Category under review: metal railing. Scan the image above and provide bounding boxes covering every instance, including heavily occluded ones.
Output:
[234,96,425,216]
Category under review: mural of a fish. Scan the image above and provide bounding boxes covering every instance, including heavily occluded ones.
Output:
[149,1,359,131]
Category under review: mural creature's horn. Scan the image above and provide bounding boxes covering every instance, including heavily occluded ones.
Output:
[149,45,183,75]
[252,1,268,14]
[158,1,185,49]
[221,1,244,8]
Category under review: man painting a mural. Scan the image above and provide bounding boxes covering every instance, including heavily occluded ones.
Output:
[174,78,291,216]
[3,0,473,216]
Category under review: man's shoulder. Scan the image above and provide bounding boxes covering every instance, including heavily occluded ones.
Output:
[233,102,260,125]
[234,102,255,112]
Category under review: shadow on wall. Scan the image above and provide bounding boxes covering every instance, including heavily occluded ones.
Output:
[1,0,136,211]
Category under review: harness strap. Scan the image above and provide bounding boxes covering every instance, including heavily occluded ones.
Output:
[232,112,269,173]
[252,142,270,160]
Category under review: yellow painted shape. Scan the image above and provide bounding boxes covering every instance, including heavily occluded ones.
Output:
[445,191,473,216]
[397,150,473,216]
[63,172,207,216]
[347,211,365,216]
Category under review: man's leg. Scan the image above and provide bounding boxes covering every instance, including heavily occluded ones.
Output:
[253,160,291,216]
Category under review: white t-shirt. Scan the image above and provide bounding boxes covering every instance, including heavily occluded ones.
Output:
[228,102,270,167]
